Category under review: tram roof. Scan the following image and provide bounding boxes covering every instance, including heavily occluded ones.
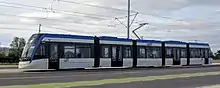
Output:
[136,39,162,43]
[99,36,132,42]
[36,33,94,40]
[164,40,187,44]
[188,42,209,46]
[33,33,210,46]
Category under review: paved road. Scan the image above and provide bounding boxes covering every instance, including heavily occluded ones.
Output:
[78,75,220,88]
[0,66,220,88]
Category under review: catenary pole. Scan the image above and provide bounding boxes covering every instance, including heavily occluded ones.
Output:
[127,0,130,39]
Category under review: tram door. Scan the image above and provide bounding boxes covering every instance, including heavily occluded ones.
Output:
[48,44,59,69]
[111,45,123,67]
[173,48,181,65]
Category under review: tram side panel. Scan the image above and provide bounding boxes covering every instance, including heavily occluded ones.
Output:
[99,38,133,68]
[123,45,133,67]
[164,42,187,66]
[188,44,210,65]
[42,36,95,69]
[99,44,112,67]
[136,40,163,67]
[19,58,49,69]
[207,48,213,65]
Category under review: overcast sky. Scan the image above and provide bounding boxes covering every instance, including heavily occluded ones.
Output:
[0,0,220,52]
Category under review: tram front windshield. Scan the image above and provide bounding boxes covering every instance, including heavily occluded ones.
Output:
[20,34,39,61]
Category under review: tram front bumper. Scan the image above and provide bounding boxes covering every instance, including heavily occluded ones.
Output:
[18,61,31,69]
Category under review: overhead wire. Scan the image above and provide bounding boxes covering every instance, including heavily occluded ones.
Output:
[0,27,32,31]
[0,21,93,33]
[0,1,114,20]
[0,27,53,33]
[0,1,192,30]
[0,2,128,33]
[0,22,52,32]
[0,1,162,28]
[0,4,42,11]
[58,0,134,12]
[0,13,112,27]
[0,21,39,26]
[0,27,39,31]
[42,25,95,34]
[42,25,75,32]
[0,1,126,28]
[0,21,90,33]
[58,0,190,23]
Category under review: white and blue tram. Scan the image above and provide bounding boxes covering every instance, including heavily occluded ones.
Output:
[19,33,212,69]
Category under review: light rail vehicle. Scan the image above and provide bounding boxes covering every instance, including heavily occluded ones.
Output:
[18,33,212,70]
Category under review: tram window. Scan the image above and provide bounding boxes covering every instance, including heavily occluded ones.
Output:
[64,45,75,58]
[101,45,110,58]
[76,44,91,58]
[34,44,48,59]
[112,46,117,59]
[90,44,95,58]
[50,44,58,59]
[204,49,209,58]
[181,49,187,58]
[166,48,173,58]
[196,49,201,58]
[209,50,212,58]
[123,46,132,58]
[190,49,194,58]
[190,49,195,58]
[154,48,161,58]
[147,48,153,58]
[137,47,146,58]
[190,48,201,58]
[197,49,201,58]
[147,47,161,58]
[201,49,205,58]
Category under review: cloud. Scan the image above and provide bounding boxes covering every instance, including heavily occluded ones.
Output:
[19,18,37,23]
[187,0,220,6]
